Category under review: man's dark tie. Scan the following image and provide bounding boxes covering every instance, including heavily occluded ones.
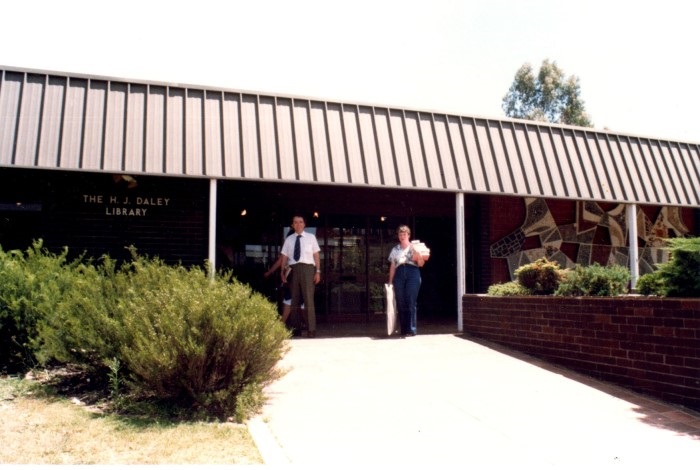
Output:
[293,235,301,261]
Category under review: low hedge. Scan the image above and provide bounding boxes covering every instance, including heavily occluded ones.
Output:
[487,257,631,297]
[489,237,700,298]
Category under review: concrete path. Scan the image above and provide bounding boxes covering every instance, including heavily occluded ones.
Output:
[248,331,700,468]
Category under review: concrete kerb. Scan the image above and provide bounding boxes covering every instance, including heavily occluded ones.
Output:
[246,416,289,465]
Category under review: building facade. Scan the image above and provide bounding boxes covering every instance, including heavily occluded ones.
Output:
[1,66,698,327]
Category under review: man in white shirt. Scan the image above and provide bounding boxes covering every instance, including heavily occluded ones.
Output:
[280,215,321,337]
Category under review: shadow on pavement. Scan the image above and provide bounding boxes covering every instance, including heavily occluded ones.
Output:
[459,333,700,440]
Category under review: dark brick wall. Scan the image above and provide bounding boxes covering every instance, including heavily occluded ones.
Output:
[463,294,700,411]
[0,169,209,266]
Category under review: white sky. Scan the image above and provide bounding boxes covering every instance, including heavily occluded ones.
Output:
[2,0,698,143]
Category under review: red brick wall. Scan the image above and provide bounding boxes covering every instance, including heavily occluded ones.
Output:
[463,294,700,411]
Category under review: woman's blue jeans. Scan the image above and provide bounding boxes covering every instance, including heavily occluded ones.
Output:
[393,264,421,335]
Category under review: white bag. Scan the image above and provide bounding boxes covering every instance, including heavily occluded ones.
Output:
[385,283,398,336]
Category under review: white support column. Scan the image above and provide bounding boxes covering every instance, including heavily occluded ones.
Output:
[456,193,465,331]
[208,178,218,279]
[627,203,639,290]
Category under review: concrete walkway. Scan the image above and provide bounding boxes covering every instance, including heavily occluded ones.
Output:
[248,328,700,468]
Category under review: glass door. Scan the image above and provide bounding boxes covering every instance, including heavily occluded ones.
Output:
[319,216,396,320]
[322,218,366,318]
[366,225,396,315]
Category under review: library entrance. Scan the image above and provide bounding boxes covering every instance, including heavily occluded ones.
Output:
[320,214,396,321]
[217,181,458,325]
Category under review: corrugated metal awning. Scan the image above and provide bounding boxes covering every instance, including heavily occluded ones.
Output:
[1,66,699,207]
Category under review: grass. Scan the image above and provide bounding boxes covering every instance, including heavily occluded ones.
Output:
[0,375,263,464]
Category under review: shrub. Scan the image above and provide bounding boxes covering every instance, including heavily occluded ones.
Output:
[487,281,531,296]
[114,256,289,420]
[0,241,84,372]
[654,237,700,297]
[555,263,630,297]
[4,243,290,421]
[635,271,665,296]
[514,257,564,295]
[34,255,127,367]
[635,237,700,297]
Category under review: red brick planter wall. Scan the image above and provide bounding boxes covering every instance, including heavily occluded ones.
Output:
[462,294,700,411]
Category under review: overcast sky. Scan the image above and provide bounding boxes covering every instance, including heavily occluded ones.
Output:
[2,0,698,143]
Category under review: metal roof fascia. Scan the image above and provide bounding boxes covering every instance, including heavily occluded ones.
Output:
[2,66,700,207]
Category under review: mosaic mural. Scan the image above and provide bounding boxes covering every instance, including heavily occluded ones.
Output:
[490,198,689,280]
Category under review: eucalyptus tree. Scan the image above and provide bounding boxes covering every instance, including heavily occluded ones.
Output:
[502,59,593,127]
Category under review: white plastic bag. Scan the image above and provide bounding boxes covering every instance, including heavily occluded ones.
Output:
[385,283,398,336]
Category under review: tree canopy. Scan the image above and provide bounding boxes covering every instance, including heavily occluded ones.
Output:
[502,59,593,127]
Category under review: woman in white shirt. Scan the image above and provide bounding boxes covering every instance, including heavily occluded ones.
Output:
[387,225,426,337]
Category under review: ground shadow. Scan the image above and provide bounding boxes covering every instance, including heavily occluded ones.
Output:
[305,317,459,340]
[459,333,700,440]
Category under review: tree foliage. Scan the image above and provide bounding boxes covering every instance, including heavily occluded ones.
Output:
[502,59,593,127]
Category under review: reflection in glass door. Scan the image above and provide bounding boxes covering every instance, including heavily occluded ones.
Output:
[319,217,395,320]
[366,226,396,314]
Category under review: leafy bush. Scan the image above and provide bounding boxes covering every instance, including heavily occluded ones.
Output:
[514,258,564,295]
[114,256,289,420]
[1,243,290,421]
[0,241,85,372]
[636,237,700,297]
[635,271,665,296]
[554,263,630,297]
[34,256,125,367]
[655,237,700,297]
[487,281,531,296]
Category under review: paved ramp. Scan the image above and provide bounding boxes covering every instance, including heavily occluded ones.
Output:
[250,333,700,467]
